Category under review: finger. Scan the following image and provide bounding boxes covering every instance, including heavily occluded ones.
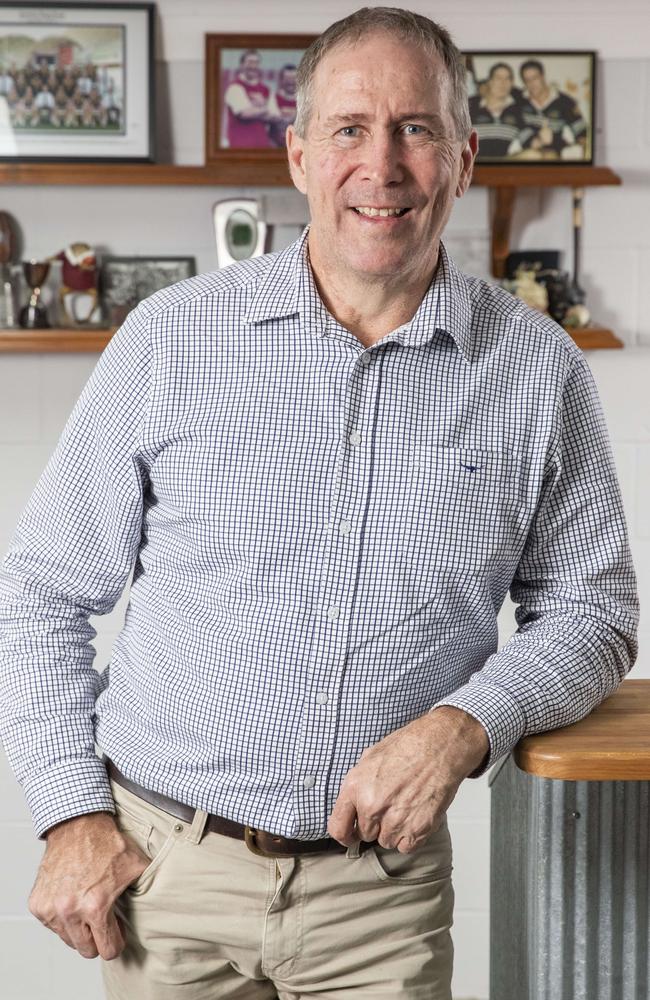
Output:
[395,834,419,854]
[356,815,381,843]
[40,916,76,950]
[66,919,99,959]
[327,799,359,845]
[92,905,126,961]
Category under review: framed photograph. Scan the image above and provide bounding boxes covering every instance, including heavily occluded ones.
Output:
[463,51,595,164]
[205,32,315,166]
[0,2,155,162]
[100,255,196,325]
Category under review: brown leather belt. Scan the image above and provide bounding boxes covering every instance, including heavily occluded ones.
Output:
[104,756,373,858]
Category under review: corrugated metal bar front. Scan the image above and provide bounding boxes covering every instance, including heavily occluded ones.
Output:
[490,753,650,999]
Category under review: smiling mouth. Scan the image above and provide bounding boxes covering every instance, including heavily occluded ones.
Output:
[352,206,411,218]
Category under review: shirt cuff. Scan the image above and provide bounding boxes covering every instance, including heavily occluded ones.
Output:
[22,756,116,840]
[430,681,527,777]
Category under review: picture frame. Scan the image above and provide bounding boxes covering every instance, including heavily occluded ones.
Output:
[100,255,196,325]
[204,32,315,168]
[0,1,155,162]
[463,50,596,164]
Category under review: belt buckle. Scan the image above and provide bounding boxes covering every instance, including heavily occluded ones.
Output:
[244,825,296,858]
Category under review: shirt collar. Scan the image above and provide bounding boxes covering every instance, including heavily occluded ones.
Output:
[523,84,558,109]
[245,223,474,363]
[479,93,515,111]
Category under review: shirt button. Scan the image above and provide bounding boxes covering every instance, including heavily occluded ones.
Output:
[303,775,316,789]
[315,691,328,704]
[339,519,352,535]
[360,353,371,366]
[349,430,362,446]
[327,605,340,621]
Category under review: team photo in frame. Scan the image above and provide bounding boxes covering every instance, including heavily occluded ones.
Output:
[0,1,155,162]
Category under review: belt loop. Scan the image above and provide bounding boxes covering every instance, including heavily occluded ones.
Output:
[345,839,361,859]
[186,806,209,844]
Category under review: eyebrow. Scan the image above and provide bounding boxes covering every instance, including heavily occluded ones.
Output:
[321,111,449,131]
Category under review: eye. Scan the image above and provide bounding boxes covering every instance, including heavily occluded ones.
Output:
[401,123,428,136]
[338,125,360,137]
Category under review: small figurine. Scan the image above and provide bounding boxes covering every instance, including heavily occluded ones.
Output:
[563,303,591,329]
[502,264,549,314]
[48,241,101,326]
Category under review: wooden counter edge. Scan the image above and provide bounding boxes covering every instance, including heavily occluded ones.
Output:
[513,746,650,781]
[512,679,650,781]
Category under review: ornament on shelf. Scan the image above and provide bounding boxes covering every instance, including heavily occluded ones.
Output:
[563,303,591,329]
[48,242,101,327]
[18,259,51,329]
[502,263,549,314]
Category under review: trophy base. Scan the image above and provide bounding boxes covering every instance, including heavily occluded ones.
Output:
[18,304,50,329]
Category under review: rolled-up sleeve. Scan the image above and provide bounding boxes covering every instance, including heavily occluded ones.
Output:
[432,349,640,775]
[0,304,153,838]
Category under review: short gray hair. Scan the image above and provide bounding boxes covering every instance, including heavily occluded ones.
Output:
[293,6,472,143]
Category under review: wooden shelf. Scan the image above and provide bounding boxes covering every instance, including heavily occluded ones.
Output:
[0,160,621,189]
[0,161,294,187]
[563,326,623,349]
[474,165,620,188]
[0,326,116,352]
[0,323,623,353]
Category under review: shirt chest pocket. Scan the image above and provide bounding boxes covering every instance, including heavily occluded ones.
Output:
[411,446,526,569]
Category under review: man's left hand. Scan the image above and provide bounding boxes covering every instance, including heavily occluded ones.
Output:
[327,706,489,853]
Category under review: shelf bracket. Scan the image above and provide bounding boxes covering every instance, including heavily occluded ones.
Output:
[490,185,516,279]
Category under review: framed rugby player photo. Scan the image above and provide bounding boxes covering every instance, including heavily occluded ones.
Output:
[463,51,596,164]
[0,1,155,162]
[204,32,315,169]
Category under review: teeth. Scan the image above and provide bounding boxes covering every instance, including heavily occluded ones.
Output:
[355,206,405,217]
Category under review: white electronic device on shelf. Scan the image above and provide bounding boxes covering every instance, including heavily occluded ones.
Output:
[212,198,268,269]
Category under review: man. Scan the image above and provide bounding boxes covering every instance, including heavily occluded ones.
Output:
[268,63,298,147]
[223,48,278,148]
[468,61,531,159]
[0,7,638,1000]
[519,58,588,159]
[34,81,56,126]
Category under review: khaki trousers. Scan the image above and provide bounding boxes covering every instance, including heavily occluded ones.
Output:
[101,775,455,999]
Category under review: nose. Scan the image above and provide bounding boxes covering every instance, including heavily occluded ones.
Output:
[359,130,405,187]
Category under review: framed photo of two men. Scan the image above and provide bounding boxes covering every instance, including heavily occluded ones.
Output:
[204,33,315,166]
[464,51,596,164]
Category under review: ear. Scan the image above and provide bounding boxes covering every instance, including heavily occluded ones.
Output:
[456,129,478,198]
[286,124,308,195]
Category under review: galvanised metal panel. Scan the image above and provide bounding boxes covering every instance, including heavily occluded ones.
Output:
[490,754,650,999]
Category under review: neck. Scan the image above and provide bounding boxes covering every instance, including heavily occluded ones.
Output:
[306,232,439,347]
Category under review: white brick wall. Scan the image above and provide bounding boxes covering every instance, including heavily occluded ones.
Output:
[1,2,649,997]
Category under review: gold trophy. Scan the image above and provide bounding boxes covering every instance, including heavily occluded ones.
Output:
[18,259,51,329]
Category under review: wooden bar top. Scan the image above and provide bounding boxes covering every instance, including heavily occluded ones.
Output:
[513,679,650,780]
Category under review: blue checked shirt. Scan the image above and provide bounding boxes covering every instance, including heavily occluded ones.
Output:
[0,226,639,841]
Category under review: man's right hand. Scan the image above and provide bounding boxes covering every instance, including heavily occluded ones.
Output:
[28,812,151,960]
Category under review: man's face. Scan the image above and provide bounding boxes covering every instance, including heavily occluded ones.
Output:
[280,68,297,95]
[522,66,545,99]
[241,53,261,83]
[286,33,476,284]
[489,67,513,100]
